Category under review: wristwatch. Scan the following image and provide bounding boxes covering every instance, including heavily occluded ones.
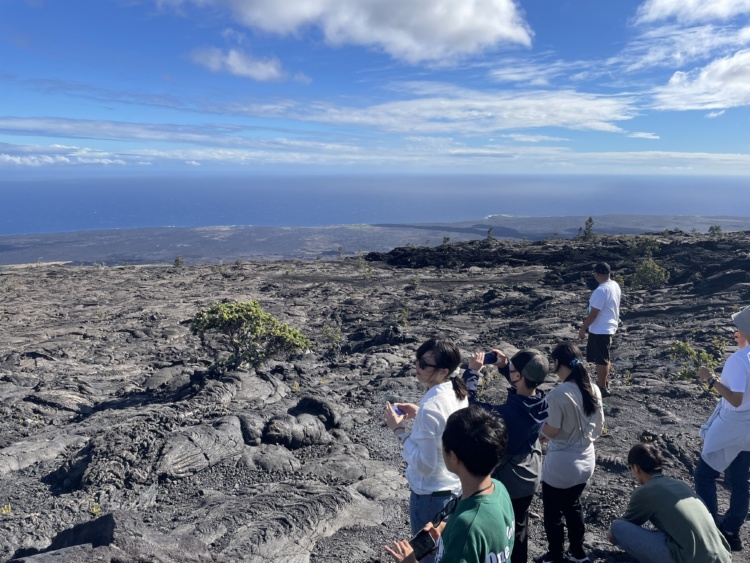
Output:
[708,377,717,388]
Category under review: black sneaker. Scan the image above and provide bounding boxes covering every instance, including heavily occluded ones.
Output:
[533,553,567,563]
[721,529,743,551]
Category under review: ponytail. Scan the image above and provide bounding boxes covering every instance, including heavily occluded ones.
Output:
[451,375,469,401]
[551,342,599,416]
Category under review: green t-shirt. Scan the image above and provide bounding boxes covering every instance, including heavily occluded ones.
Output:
[434,479,515,563]
[620,475,731,563]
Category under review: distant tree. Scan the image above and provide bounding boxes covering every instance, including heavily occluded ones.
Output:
[190,300,309,371]
[174,256,185,268]
[442,236,451,245]
[487,227,494,241]
[708,225,723,239]
[582,217,595,240]
[337,246,345,260]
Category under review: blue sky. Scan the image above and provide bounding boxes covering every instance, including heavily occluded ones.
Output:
[2,0,750,176]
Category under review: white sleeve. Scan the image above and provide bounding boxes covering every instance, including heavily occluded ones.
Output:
[722,351,749,393]
[401,406,443,476]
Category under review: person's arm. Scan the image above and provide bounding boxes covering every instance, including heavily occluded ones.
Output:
[540,390,562,439]
[579,307,600,340]
[540,422,561,439]
[698,365,744,408]
[401,406,443,475]
[618,487,651,526]
[463,350,509,408]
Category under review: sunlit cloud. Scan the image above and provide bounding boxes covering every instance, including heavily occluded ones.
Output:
[159,0,533,63]
[652,48,750,109]
[706,109,726,117]
[636,0,750,24]
[502,133,569,143]
[191,47,285,81]
[629,132,660,139]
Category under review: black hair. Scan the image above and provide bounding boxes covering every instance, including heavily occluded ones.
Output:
[442,405,508,477]
[522,377,541,390]
[627,443,663,474]
[416,338,468,401]
[550,342,599,416]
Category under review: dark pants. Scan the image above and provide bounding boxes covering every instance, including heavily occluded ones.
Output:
[541,481,587,559]
[511,494,534,563]
[695,452,750,535]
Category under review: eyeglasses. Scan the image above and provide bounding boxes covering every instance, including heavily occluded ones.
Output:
[431,495,459,527]
[416,357,439,370]
[508,361,518,374]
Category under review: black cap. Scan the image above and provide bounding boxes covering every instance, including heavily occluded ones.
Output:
[593,262,611,274]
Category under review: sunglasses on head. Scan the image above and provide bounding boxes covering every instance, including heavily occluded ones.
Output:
[416,357,439,370]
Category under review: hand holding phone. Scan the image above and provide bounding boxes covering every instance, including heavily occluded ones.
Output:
[409,529,437,561]
[392,405,406,416]
[483,352,498,365]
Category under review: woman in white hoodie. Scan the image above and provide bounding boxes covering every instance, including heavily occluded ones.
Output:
[383,338,469,563]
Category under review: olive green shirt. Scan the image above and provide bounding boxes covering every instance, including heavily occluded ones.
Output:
[621,474,731,563]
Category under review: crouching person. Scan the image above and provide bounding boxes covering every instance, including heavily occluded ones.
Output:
[385,405,515,563]
[608,443,731,563]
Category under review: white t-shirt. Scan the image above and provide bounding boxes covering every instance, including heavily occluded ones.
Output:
[588,279,621,335]
[402,381,468,495]
[720,347,750,412]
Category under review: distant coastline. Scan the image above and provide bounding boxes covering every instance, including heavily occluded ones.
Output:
[2,175,750,237]
[1,214,749,267]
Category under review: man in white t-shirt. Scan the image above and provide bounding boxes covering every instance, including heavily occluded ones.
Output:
[695,305,750,552]
[578,262,621,394]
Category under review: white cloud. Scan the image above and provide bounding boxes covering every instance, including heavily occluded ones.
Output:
[637,0,750,24]
[629,132,660,139]
[488,58,586,86]
[653,48,750,109]
[502,133,569,143]
[706,109,726,117]
[191,47,285,81]
[264,89,637,135]
[617,24,750,72]
[164,0,532,63]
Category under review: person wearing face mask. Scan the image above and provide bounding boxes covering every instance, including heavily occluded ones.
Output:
[536,342,604,563]
[463,348,549,563]
[383,338,469,563]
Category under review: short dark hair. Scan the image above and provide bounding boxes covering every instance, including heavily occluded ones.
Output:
[627,443,663,474]
[442,405,508,477]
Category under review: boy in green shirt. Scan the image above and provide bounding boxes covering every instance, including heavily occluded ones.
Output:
[385,405,515,563]
[608,443,731,563]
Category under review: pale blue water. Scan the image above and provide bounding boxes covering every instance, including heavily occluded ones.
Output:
[0,175,746,236]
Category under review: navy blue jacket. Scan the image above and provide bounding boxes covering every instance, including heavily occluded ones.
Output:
[462,366,549,459]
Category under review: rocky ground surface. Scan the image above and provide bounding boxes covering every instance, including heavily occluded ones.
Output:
[0,230,749,562]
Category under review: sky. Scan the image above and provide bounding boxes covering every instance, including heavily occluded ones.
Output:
[2,0,750,177]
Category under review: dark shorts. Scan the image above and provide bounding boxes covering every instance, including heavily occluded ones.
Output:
[586,333,613,365]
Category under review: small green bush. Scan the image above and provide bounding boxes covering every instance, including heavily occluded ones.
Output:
[191,300,309,371]
[670,340,719,381]
[629,258,670,289]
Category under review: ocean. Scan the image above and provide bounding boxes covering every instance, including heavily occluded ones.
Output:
[1,174,747,236]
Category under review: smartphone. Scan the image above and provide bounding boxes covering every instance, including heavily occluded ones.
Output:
[483,352,498,365]
[409,529,437,561]
[392,405,405,416]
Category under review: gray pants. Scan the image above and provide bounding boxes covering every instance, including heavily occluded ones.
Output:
[610,519,675,563]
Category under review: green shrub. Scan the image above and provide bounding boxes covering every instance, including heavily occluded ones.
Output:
[629,258,670,289]
[670,340,719,381]
[190,300,309,371]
